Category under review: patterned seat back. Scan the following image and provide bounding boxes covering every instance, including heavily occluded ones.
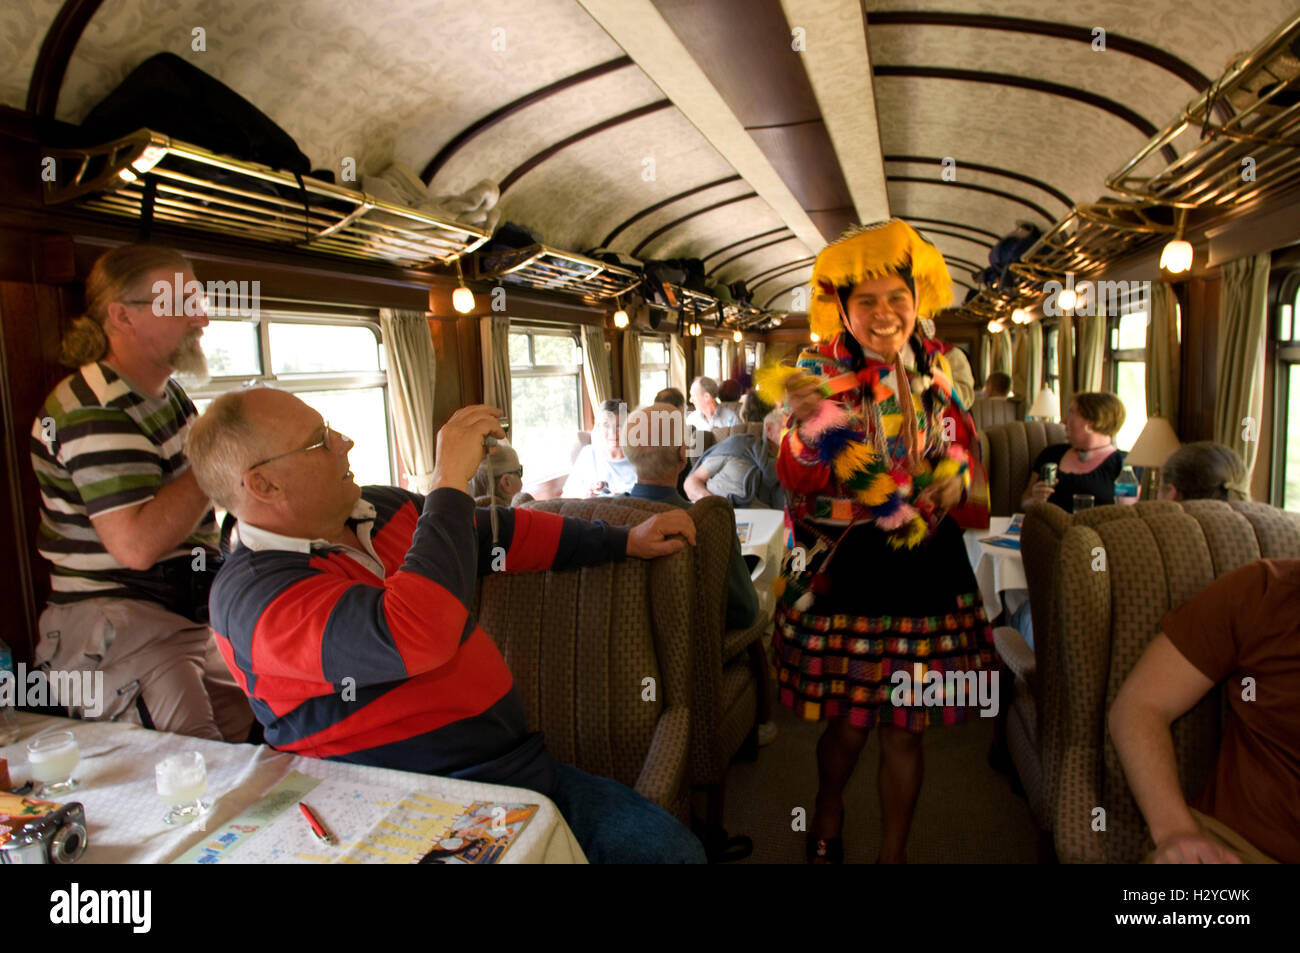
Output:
[473,498,694,812]
[980,420,1066,516]
[1022,499,1300,862]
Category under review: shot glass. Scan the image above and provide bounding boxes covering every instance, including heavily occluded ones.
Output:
[1073,493,1096,511]
[26,730,80,796]
[156,751,209,825]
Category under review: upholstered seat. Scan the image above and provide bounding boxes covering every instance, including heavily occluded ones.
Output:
[473,497,694,818]
[1018,499,1300,863]
[979,420,1067,516]
[971,396,1023,432]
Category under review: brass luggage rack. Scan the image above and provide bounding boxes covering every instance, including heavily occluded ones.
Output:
[470,243,641,300]
[42,129,489,267]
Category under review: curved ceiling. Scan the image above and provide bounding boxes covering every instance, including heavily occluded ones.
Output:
[4,0,1299,316]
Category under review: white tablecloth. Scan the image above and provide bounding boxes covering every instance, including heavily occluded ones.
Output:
[1,713,585,865]
[734,507,787,622]
[962,516,1028,621]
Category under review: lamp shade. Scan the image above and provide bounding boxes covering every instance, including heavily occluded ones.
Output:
[1126,416,1181,467]
[1027,387,1059,420]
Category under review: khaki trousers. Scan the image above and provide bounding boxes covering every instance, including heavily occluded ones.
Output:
[35,597,253,743]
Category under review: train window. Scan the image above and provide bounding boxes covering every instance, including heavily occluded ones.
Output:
[703,342,722,381]
[1109,307,1148,451]
[191,313,395,489]
[508,327,584,481]
[1274,272,1300,512]
[640,335,669,398]
[742,342,757,375]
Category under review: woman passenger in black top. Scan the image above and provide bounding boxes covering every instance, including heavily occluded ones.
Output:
[1022,392,1127,512]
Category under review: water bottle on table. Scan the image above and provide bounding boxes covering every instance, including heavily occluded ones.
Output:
[1114,465,1140,505]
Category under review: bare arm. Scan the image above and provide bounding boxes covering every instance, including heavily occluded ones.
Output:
[90,468,214,571]
[683,462,715,502]
[1108,634,1239,863]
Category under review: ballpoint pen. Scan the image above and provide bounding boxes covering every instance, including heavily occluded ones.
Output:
[298,801,336,846]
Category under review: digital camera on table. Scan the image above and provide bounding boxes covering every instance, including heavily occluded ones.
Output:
[0,792,87,863]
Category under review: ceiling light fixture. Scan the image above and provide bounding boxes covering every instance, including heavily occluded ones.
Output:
[1160,208,1193,274]
[452,259,475,314]
[612,296,628,329]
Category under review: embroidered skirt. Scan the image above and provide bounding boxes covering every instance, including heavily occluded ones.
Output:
[772,515,998,732]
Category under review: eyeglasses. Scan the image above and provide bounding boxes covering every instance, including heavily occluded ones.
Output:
[246,422,333,473]
[509,467,524,477]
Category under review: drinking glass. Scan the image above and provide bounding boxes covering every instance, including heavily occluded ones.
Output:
[1073,494,1096,511]
[26,730,80,796]
[156,751,209,825]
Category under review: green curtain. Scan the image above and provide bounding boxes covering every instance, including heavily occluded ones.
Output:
[994,329,1013,377]
[1024,321,1043,410]
[581,325,612,410]
[622,328,641,409]
[1058,316,1075,412]
[380,309,438,493]
[479,314,512,431]
[1075,313,1105,393]
[1145,282,1181,423]
[669,333,687,398]
[1213,252,1270,490]
[979,332,992,383]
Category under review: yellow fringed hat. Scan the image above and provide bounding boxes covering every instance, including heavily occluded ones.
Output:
[808,219,954,341]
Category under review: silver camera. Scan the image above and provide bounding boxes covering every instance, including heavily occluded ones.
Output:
[0,797,87,864]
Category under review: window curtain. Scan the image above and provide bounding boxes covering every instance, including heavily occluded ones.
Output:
[379,309,438,493]
[1075,313,1105,393]
[1058,316,1076,412]
[720,339,735,380]
[1145,282,1181,424]
[479,315,512,429]
[993,330,1013,377]
[694,334,707,383]
[755,341,766,371]
[669,333,687,398]
[581,325,613,409]
[979,332,992,382]
[1213,252,1270,488]
[1012,322,1043,409]
[622,328,641,409]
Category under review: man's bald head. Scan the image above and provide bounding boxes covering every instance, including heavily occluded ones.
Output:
[624,402,687,485]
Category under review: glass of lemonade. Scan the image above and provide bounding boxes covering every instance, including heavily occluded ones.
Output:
[155,752,209,825]
[26,730,80,795]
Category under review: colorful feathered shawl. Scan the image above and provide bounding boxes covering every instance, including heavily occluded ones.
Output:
[765,332,973,549]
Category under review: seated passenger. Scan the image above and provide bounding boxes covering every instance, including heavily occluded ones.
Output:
[562,399,636,498]
[686,376,739,432]
[1021,392,1127,512]
[982,371,1012,399]
[468,441,528,506]
[1159,441,1247,502]
[683,404,784,510]
[30,243,252,742]
[185,389,705,863]
[653,386,686,410]
[1109,558,1300,863]
[622,403,758,630]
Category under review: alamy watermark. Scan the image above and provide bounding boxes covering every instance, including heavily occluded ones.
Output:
[151,272,261,318]
[890,663,999,718]
[0,664,105,717]
[1041,271,1149,318]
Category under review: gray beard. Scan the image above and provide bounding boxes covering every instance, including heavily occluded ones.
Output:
[169,332,210,385]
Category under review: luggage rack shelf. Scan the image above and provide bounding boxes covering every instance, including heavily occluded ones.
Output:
[42,129,489,267]
[955,10,1300,324]
[470,244,641,300]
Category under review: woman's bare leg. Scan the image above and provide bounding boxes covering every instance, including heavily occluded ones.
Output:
[813,717,870,841]
[877,723,924,863]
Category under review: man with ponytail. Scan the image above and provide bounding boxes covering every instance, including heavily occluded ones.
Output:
[29,244,253,742]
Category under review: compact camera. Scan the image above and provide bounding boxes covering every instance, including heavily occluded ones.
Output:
[0,793,87,864]
[484,417,510,448]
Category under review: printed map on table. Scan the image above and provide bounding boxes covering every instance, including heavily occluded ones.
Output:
[173,771,537,864]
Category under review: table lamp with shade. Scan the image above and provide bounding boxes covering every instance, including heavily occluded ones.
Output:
[1026,387,1059,421]
[1125,416,1181,498]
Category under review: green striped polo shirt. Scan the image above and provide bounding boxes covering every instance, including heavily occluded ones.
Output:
[30,362,218,604]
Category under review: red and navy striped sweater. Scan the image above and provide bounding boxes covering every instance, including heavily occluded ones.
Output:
[208,486,629,793]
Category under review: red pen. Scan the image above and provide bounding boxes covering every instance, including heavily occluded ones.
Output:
[298,801,336,846]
